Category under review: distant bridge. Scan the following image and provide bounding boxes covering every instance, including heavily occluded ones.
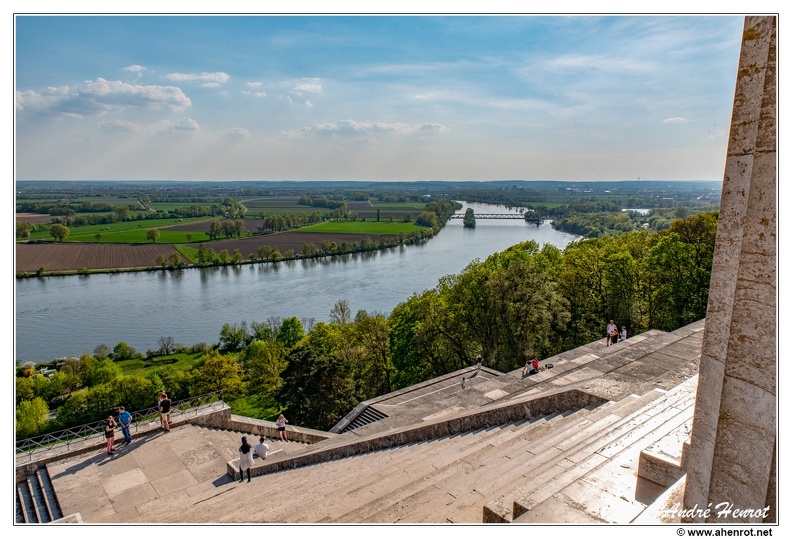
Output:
[451,213,543,223]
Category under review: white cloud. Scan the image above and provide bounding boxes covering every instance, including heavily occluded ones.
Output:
[292,120,447,137]
[663,117,692,124]
[246,82,264,88]
[15,86,70,110]
[165,72,230,85]
[292,78,323,96]
[16,79,192,117]
[541,54,653,74]
[123,65,146,78]
[154,117,200,132]
[242,91,267,98]
[221,127,251,139]
[98,119,145,133]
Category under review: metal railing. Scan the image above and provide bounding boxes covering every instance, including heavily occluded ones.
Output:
[15,391,225,457]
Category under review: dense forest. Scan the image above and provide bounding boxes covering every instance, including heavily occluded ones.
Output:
[16,211,718,437]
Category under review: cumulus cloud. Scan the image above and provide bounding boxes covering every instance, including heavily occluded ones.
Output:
[242,90,267,98]
[165,72,230,85]
[292,120,447,137]
[16,86,70,110]
[15,78,192,117]
[246,82,264,88]
[662,117,692,124]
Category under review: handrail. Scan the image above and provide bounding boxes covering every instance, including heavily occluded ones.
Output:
[15,391,224,457]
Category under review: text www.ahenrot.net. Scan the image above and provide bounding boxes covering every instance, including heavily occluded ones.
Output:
[680,528,773,537]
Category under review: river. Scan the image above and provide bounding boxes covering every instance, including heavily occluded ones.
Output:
[14,202,580,364]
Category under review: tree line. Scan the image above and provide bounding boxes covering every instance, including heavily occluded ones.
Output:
[16,211,717,438]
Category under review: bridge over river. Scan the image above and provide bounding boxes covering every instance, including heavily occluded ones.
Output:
[450,213,543,224]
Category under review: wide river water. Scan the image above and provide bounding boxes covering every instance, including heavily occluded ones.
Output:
[14,202,580,364]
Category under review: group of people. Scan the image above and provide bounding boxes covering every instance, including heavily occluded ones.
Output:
[605,320,627,346]
[102,391,173,456]
[522,357,546,377]
[237,414,289,483]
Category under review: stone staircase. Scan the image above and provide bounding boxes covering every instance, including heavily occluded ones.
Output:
[130,373,697,523]
[492,376,698,523]
[25,321,705,524]
[16,467,63,523]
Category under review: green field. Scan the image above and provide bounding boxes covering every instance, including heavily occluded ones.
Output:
[297,221,423,234]
[27,217,211,243]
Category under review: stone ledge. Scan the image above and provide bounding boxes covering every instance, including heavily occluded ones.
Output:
[227,387,608,480]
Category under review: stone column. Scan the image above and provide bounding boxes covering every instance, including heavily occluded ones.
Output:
[683,16,776,523]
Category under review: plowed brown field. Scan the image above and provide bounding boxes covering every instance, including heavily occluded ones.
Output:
[16,243,179,272]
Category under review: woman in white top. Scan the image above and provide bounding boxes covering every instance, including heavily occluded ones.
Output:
[275,414,288,442]
[238,436,254,483]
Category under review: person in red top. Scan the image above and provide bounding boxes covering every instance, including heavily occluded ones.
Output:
[531,358,544,373]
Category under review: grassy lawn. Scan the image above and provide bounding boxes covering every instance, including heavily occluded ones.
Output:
[116,352,204,374]
[296,220,423,234]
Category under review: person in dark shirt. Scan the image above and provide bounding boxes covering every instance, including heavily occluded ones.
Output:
[159,392,171,432]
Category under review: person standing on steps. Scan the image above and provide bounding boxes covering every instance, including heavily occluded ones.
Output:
[104,415,117,455]
[159,392,171,432]
[620,326,627,342]
[117,406,132,445]
[238,436,253,483]
[275,414,288,442]
[606,320,617,346]
[461,376,466,389]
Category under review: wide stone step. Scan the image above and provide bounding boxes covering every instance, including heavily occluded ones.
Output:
[482,380,696,522]
[330,412,590,523]
[506,378,697,523]
[305,404,611,523]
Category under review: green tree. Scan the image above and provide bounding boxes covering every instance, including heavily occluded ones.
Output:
[157,253,168,268]
[352,313,394,397]
[146,229,161,243]
[81,356,121,387]
[276,317,304,349]
[16,376,35,405]
[109,374,156,412]
[16,222,32,239]
[219,322,250,351]
[169,251,183,268]
[112,341,141,362]
[276,325,358,431]
[16,397,50,438]
[113,205,130,222]
[243,340,287,406]
[191,352,247,401]
[329,299,352,325]
[50,223,70,242]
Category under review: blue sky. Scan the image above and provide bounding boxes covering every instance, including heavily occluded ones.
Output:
[14,14,746,182]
